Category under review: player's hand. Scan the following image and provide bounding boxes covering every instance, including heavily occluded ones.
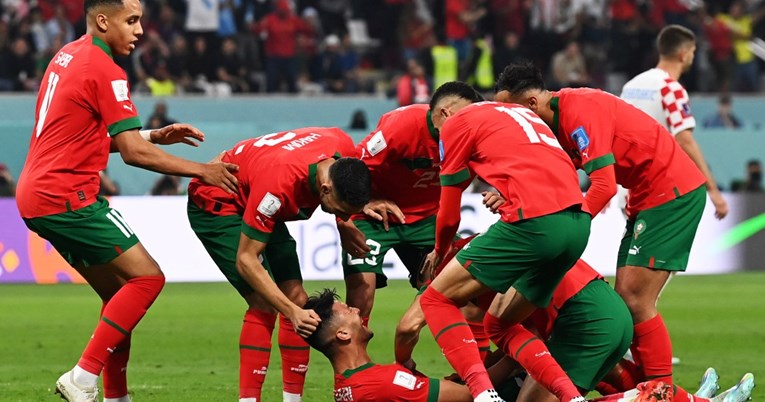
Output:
[481,191,505,214]
[443,372,463,382]
[402,358,417,372]
[710,190,728,220]
[420,250,442,282]
[337,220,371,258]
[150,123,205,147]
[200,162,239,194]
[363,199,406,231]
[290,308,321,338]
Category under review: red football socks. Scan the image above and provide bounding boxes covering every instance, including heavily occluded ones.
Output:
[632,314,673,383]
[484,313,582,402]
[420,287,493,397]
[99,302,130,399]
[240,308,277,399]
[78,276,165,375]
[467,320,490,362]
[278,314,310,396]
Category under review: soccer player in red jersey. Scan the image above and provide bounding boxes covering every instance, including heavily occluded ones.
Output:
[303,288,477,402]
[495,62,708,400]
[420,82,591,402]
[340,103,441,325]
[16,1,238,401]
[187,127,372,402]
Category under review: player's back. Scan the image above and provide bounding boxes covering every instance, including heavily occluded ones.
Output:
[621,68,695,136]
[441,102,584,223]
[18,35,137,218]
[556,88,704,214]
[356,104,440,223]
[189,127,355,215]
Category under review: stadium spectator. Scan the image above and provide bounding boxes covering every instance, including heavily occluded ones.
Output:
[493,31,526,82]
[218,0,240,38]
[145,101,178,129]
[216,36,250,93]
[44,4,75,45]
[396,58,430,106]
[3,37,37,91]
[550,41,590,89]
[28,7,51,55]
[400,0,436,62]
[150,175,183,196]
[184,0,220,47]
[297,7,324,84]
[702,5,735,93]
[445,0,487,63]
[463,36,495,92]
[703,94,743,129]
[719,1,765,92]
[731,159,763,192]
[166,35,195,92]
[253,0,312,93]
[318,0,350,37]
[0,164,16,197]
[131,30,171,92]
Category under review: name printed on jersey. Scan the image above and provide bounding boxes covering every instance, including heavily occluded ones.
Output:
[392,370,417,390]
[366,131,387,156]
[257,193,282,217]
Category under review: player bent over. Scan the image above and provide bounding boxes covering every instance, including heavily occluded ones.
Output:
[421,82,591,402]
[495,62,707,394]
[187,127,371,402]
[16,1,239,401]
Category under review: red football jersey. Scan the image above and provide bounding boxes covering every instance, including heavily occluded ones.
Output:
[439,102,585,223]
[553,88,706,218]
[17,35,141,218]
[333,362,439,402]
[188,127,356,242]
[354,104,440,224]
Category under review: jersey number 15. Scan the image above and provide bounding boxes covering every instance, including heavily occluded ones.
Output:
[494,106,562,149]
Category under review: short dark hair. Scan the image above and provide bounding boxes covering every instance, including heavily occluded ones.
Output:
[429,81,484,111]
[657,25,696,57]
[303,288,340,355]
[329,157,371,208]
[85,0,124,15]
[495,61,546,95]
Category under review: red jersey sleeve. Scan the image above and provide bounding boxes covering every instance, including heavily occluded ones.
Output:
[560,97,616,175]
[358,113,403,173]
[438,114,474,187]
[241,168,297,242]
[89,59,141,136]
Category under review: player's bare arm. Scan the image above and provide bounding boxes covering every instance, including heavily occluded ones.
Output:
[362,198,407,231]
[394,293,427,365]
[675,129,728,219]
[112,129,240,194]
[235,234,320,337]
[336,219,371,258]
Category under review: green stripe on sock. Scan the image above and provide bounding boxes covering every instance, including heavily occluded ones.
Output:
[240,345,271,352]
[513,336,538,358]
[101,317,129,336]
[434,322,469,343]
[278,344,310,350]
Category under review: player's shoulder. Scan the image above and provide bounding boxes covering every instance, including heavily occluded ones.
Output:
[379,104,429,130]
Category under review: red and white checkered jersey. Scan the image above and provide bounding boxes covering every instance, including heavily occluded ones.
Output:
[620,68,696,136]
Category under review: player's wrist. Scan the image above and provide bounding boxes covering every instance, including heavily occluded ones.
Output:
[139,129,155,143]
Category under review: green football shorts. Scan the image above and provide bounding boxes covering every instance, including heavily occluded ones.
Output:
[456,207,591,307]
[187,200,301,297]
[617,185,705,271]
[342,215,436,289]
[23,197,140,268]
[547,279,633,391]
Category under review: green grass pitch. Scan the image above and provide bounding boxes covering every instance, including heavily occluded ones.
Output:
[1,274,763,401]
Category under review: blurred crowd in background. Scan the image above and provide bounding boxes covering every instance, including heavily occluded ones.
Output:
[2,0,765,100]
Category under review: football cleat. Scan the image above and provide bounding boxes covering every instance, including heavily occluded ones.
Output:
[55,370,99,402]
[695,367,721,398]
[474,388,505,402]
[712,373,755,402]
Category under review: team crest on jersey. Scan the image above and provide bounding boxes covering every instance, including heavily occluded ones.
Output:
[570,126,590,152]
[111,80,130,102]
[634,219,647,239]
[257,193,282,217]
[393,370,417,390]
[367,131,387,156]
